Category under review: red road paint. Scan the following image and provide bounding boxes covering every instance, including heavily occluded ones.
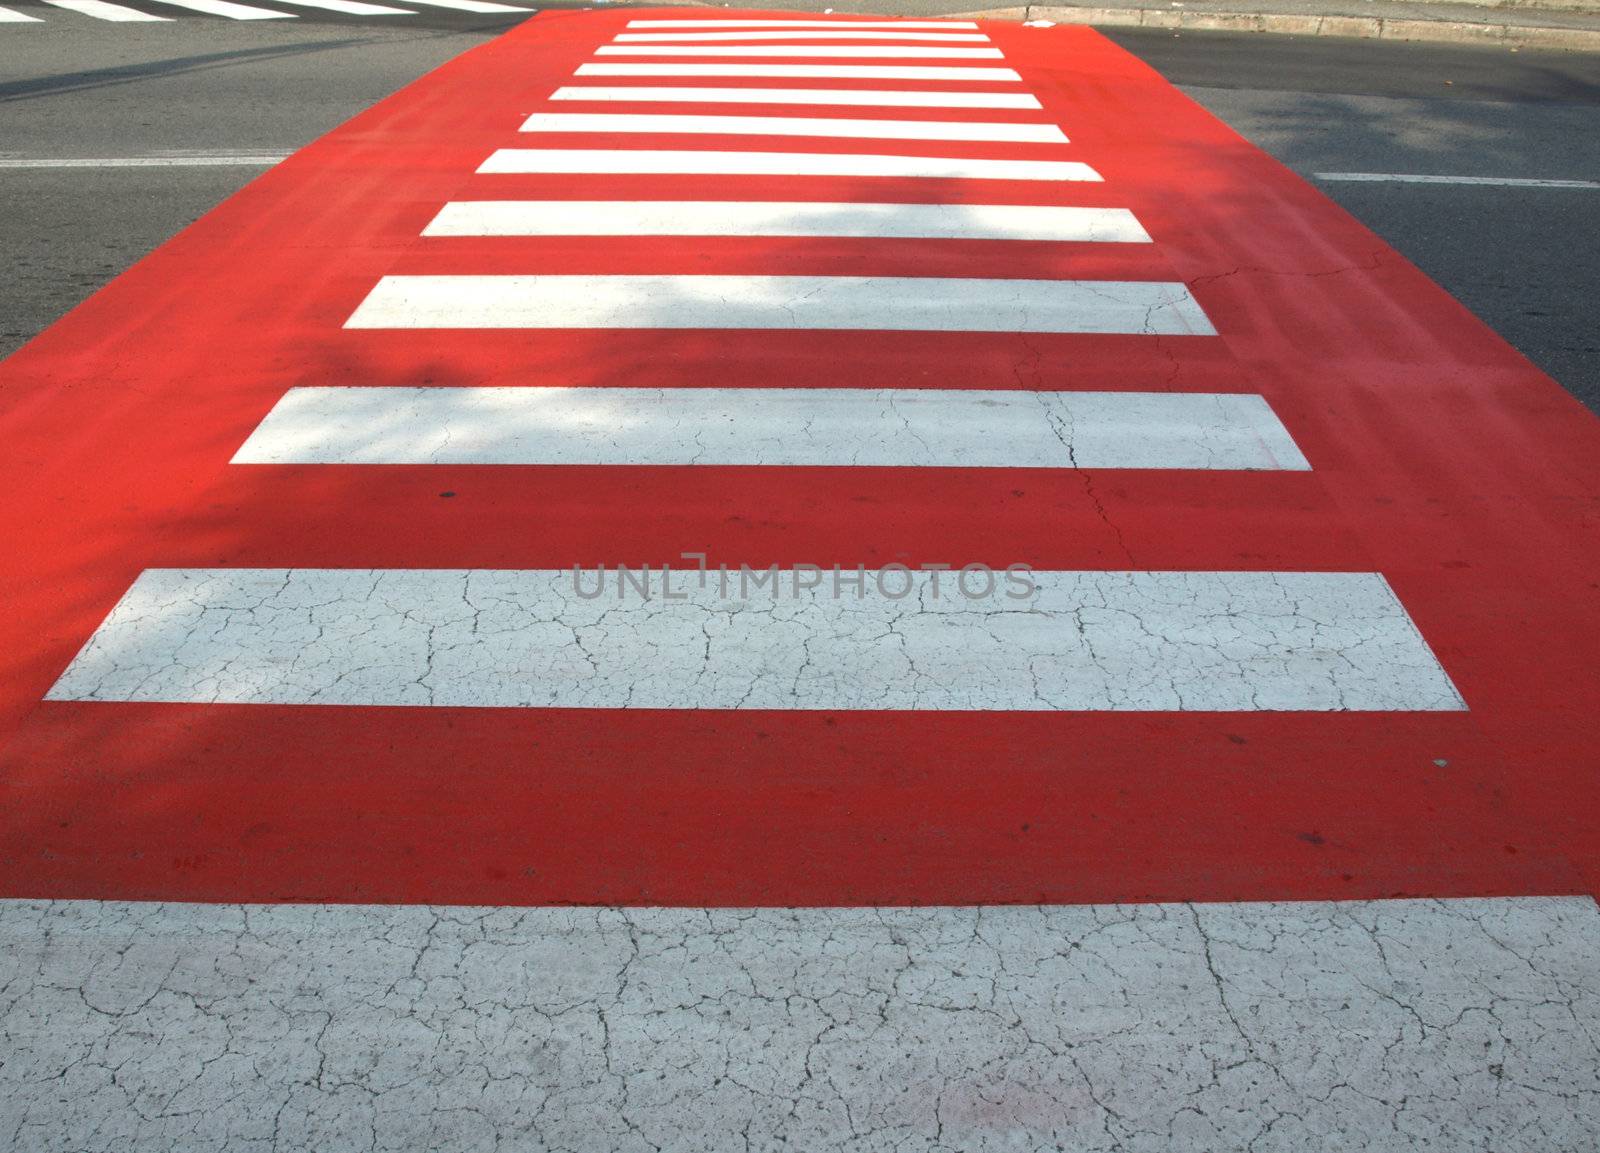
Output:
[0,11,1596,905]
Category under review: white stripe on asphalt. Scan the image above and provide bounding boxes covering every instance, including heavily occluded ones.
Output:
[48,569,1458,710]
[519,112,1068,145]
[142,0,295,18]
[7,898,1592,1147]
[549,87,1043,109]
[0,154,289,168]
[395,0,533,10]
[0,5,44,18]
[596,46,1006,58]
[1316,171,1600,189]
[613,31,992,42]
[41,0,170,20]
[267,0,412,13]
[628,19,982,27]
[575,64,1024,81]
[422,201,1149,242]
[344,275,1209,335]
[478,149,1100,182]
[234,388,1305,470]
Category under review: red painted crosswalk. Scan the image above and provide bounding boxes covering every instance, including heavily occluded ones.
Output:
[0,10,1597,914]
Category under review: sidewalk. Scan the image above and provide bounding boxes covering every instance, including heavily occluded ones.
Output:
[953,0,1600,48]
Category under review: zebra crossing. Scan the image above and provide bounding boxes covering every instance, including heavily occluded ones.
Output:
[1,0,532,23]
[3,11,1600,1147]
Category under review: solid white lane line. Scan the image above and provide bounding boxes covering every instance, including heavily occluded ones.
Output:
[574,64,1024,81]
[344,275,1209,335]
[628,19,981,27]
[422,201,1148,242]
[0,5,44,18]
[41,0,170,20]
[7,898,1590,1147]
[519,112,1067,145]
[142,0,295,18]
[47,569,1459,711]
[596,46,1006,58]
[613,31,992,42]
[548,87,1043,109]
[0,154,289,168]
[398,0,532,10]
[478,149,1100,182]
[1316,171,1600,189]
[235,388,1304,470]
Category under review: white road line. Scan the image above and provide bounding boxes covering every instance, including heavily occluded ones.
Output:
[596,46,1006,59]
[142,0,295,18]
[236,388,1304,470]
[478,149,1100,182]
[519,113,1068,145]
[1317,171,1600,189]
[41,0,171,20]
[548,87,1043,110]
[47,569,1459,711]
[0,154,289,168]
[396,0,533,10]
[268,0,412,12]
[613,31,992,42]
[0,5,44,18]
[575,64,1024,82]
[8,897,1592,1147]
[344,275,1208,335]
[628,19,981,27]
[422,201,1149,243]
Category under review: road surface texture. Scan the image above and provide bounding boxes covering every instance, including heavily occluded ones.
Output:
[2,9,1599,1152]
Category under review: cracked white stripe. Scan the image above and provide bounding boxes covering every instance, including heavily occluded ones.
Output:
[422,201,1148,242]
[477,149,1099,182]
[232,387,1306,470]
[2,896,1596,1151]
[548,87,1044,109]
[518,113,1068,145]
[343,276,1205,334]
[46,569,1462,711]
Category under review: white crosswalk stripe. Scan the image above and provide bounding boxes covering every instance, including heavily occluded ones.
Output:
[141,0,293,18]
[478,148,1101,182]
[612,31,994,42]
[574,63,1025,81]
[0,4,44,18]
[269,0,412,13]
[547,86,1044,109]
[518,112,1070,144]
[627,20,982,28]
[41,0,170,20]
[595,46,1008,59]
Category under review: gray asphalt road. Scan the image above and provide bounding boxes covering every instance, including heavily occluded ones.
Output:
[2,16,1597,408]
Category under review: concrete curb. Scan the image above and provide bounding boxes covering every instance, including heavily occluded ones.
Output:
[952,4,1600,48]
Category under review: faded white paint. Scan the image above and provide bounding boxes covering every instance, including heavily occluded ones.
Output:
[518,112,1068,144]
[421,201,1148,242]
[477,148,1099,182]
[48,569,1461,711]
[344,275,1208,334]
[233,387,1304,470]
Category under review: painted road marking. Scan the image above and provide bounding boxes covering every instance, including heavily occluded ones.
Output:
[421,201,1151,242]
[595,46,1008,59]
[5,897,1594,1148]
[0,4,44,18]
[573,63,1024,81]
[344,275,1211,334]
[40,0,171,20]
[47,569,1458,711]
[627,20,982,28]
[234,387,1305,470]
[613,32,994,42]
[547,87,1044,109]
[398,0,533,9]
[518,112,1068,144]
[1317,171,1600,189]
[478,149,1100,181]
[142,0,295,17]
[0,154,289,168]
[268,0,412,12]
